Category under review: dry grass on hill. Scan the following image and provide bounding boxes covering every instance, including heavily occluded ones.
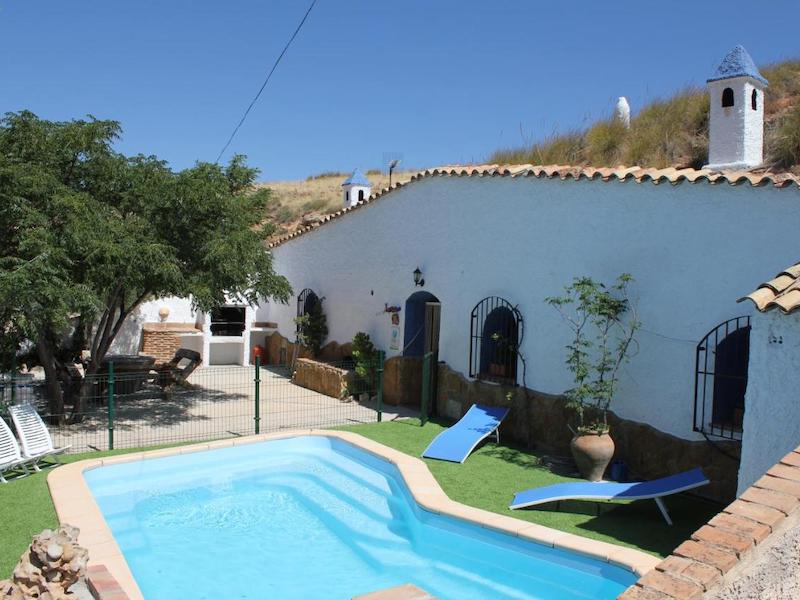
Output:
[260,62,800,242]
[490,60,800,174]
[257,170,414,241]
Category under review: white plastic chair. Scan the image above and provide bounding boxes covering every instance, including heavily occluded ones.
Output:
[8,403,70,470]
[0,417,32,483]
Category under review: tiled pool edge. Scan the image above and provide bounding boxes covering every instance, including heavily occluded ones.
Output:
[48,430,659,599]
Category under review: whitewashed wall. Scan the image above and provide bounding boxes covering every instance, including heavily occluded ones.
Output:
[344,185,372,209]
[109,297,198,355]
[266,175,800,441]
[737,310,800,493]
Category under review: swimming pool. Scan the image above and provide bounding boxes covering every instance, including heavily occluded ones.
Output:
[84,436,637,599]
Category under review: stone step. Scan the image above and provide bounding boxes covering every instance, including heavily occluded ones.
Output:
[352,583,436,600]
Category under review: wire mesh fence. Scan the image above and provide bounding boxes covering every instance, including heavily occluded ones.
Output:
[0,353,388,455]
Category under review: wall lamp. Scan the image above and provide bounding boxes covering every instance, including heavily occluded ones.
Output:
[413,267,425,287]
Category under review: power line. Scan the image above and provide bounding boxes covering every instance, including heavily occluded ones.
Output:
[215,0,318,164]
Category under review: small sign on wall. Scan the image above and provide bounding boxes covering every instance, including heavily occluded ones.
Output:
[384,304,402,351]
[390,312,400,351]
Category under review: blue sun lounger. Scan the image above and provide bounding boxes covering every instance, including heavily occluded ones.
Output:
[509,467,709,525]
[422,404,509,463]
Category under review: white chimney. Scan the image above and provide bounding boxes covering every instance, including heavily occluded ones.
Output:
[704,45,768,171]
[341,169,372,210]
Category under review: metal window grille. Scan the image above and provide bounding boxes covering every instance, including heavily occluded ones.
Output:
[694,316,750,440]
[469,296,523,385]
[296,288,319,331]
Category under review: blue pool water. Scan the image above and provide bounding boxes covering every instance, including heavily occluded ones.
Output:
[85,436,636,599]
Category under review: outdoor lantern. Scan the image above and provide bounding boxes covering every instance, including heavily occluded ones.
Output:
[413,267,425,287]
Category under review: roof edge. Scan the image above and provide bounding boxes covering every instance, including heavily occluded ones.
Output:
[268,163,800,249]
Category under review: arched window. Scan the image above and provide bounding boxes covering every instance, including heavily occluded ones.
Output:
[296,288,319,331]
[751,89,758,111]
[694,316,750,439]
[721,87,735,108]
[358,189,365,202]
[469,297,523,385]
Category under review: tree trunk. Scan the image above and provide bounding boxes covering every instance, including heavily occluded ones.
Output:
[36,339,65,425]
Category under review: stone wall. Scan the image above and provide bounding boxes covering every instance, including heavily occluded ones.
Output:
[263,331,302,365]
[383,356,422,407]
[436,363,741,503]
[264,332,418,408]
[620,446,800,599]
[292,358,355,399]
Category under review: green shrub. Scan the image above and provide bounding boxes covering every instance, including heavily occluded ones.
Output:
[302,198,329,212]
[490,130,586,166]
[770,104,800,170]
[277,207,294,223]
[585,119,628,166]
[351,332,378,391]
[305,171,347,181]
[624,90,708,168]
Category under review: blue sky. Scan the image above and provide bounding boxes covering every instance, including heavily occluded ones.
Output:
[2,1,798,180]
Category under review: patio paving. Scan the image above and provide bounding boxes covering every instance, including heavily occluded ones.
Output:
[43,366,417,453]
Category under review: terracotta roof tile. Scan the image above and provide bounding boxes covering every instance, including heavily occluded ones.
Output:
[269,164,800,248]
[740,263,800,314]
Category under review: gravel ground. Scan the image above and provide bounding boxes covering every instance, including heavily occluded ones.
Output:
[712,522,800,599]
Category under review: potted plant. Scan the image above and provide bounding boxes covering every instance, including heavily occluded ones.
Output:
[547,274,640,481]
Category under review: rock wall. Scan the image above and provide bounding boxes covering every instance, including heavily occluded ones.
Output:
[711,521,800,600]
[436,363,740,503]
[620,446,800,599]
[292,358,355,399]
[264,332,418,408]
[382,356,422,407]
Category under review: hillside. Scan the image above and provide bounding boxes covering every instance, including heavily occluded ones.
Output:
[261,61,799,243]
[490,60,800,174]
[257,170,414,241]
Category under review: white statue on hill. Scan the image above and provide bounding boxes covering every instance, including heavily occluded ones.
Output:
[614,97,631,128]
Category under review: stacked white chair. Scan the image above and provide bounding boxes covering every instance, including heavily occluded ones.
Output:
[8,403,70,470]
[0,417,31,483]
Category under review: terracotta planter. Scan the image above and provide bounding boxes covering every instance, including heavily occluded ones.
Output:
[570,432,615,482]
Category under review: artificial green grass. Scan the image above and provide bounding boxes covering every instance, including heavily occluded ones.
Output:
[0,421,722,578]
[339,418,722,558]
[0,443,195,578]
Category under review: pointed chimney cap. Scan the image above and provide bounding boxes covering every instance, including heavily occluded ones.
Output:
[707,45,768,86]
[342,169,370,187]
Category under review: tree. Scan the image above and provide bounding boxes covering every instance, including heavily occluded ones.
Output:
[546,274,640,434]
[0,111,291,420]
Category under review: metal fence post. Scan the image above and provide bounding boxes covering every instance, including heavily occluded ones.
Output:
[421,351,431,426]
[107,361,115,450]
[376,351,384,423]
[254,355,261,434]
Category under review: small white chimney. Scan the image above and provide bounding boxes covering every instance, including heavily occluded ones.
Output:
[614,97,631,129]
[704,45,768,171]
[341,169,372,210]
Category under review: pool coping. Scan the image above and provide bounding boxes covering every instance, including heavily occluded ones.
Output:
[48,430,660,599]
